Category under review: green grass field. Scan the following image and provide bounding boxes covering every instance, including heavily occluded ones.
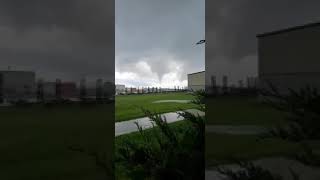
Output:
[0,94,303,178]
[206,96,287,127]
[205,95,320,169]
[205,133,302,167]
[0,104,114,180]
[205,95,301,167]
[115,92,196,122]
[0,92,195,179]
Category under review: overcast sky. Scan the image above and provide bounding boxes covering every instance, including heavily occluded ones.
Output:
[206,0,320,86]
[115,0,205,88]
[1,1,319,88]
[0,0,114,85]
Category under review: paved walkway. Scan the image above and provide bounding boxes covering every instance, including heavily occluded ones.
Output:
[206,125,268,135]
[152,100,192,104]
[0,102,12,107]
[115,109,204,136]
[205,157,320,180]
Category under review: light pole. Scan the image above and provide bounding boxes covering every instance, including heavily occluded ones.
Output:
[196,39,205,45]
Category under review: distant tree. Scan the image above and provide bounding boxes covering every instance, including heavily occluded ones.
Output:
[37,79,44,102]
[0,75,3,103]
[80,78,87,100]
[55,79,62,100]
[96,79,103,101]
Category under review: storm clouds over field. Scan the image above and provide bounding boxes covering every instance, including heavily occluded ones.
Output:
[116,0,205,88]
[1,1,318,87]
[0,0,114,83]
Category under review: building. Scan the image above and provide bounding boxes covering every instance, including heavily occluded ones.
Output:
[60,82,77,100]
[246,77,258,89]
[187,71,205,91]
[0,71,36,102]
[86,87,97,99]
[257,22,320,93]
[42,82,56,100]
[104,81,115,98]
[115,84,125,95]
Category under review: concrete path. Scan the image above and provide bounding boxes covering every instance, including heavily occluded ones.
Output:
[152,100,192,104]
[115,109,204,136]
[205,157,320,180]
[206,125,268,135]
[0,102,12,107]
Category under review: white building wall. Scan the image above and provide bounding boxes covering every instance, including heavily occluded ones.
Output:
[258,24,320,93]
[188,71,205,91]
[116,84,126,95]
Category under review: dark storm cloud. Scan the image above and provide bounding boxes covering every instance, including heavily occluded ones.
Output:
[206,0,320,85]
[0,0,114,83]
[116,0,205,86]
[0,0,114,45]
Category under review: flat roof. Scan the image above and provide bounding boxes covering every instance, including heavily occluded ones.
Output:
[257,21,320,38]
[0,70,35,73]
[187,71,205,76]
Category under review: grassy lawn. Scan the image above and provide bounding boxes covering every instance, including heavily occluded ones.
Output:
[206,96,287,127]
[205,133,302,167]
[205,96,300,167]
[0,104,114,180]
[115,92,196,122]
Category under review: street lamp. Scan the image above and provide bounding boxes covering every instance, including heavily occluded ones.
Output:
[196,39,205,45]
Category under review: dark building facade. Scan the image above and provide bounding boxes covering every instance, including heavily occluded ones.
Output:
[257,22,320,93]
[0,71,36,102]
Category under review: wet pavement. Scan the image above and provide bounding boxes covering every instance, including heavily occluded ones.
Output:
[206,125,268,135]
[115,109,204,136]
[205,157,320,180]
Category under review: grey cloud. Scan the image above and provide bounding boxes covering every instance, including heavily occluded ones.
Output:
[116,0,205,84]
[0,0,114,46]
[206,0,320,84]
[0,0,114,82]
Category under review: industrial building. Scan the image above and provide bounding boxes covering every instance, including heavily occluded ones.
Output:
[104,81,115,97]
[42,82,56,100]
[257,22,320,93]
[187,71,205,91]
[60,82,77,99]
[116,84,126,95]
[0,71,36,103]
[40,81,78,101]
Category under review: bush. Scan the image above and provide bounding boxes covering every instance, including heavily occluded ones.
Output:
[260,84,320,141]
[259,83,320,168]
